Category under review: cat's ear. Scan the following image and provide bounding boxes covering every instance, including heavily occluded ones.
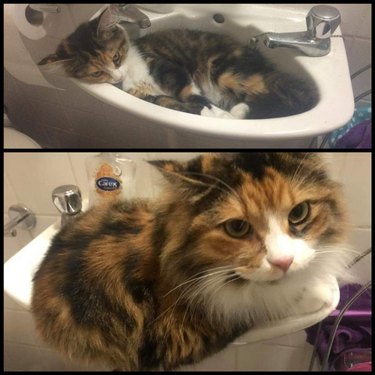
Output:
[37,53,70,75]
[94,6,118,39]
[148,159,205,187]
[38,53,62,66]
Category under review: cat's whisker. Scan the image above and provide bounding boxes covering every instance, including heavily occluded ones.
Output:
[181,274,225,328]
[166,273,228,341]
[154,269,232,333]
[290,153,309,186]
[162,266,233,297]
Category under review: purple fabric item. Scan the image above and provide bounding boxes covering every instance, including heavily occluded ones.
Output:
[337,284,372,312]
[305,284,372,366]
[334,120,372,149]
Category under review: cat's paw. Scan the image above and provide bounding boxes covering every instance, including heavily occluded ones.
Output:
[230,103,250,119]
[293,281,334,315]
[200,105,235,119]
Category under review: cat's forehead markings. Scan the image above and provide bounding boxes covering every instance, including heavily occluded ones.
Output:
[201,154,216,172]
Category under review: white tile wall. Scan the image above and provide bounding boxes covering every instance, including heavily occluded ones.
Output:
[3,4,371,147]
[4,152,371,371]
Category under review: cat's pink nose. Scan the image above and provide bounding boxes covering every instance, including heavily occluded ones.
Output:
[269,257,294,273]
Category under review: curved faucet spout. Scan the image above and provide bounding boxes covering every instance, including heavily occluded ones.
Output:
[263,31,331,57]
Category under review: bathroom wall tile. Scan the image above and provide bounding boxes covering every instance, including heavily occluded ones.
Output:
[4,153,77,215]
[27,98,71,131]
[4,173,18,214]
[20,34,61,66]
[329,4,368,36]
[30,215,59,239]
[63,107,108,139]
[356,8,372,38]
[4,93,54,148]
[340,153,371,227]
[4,69,20,94]
[347,38,372,77]
[42,127,107,148]
[351,68,371,100]
[14,78,60,106]
[347,228,371,284]
[42,4,77,39]
[320,152,348,182]
[322,153,372,227]
[236,342,311,371]
[69,4,104,26]
[102,104,154,148]
[343,35,354,56]
[180,346,236,371]
[4,90,23,122]
[4,91,36,131]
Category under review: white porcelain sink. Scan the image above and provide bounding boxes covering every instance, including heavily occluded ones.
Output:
[4,221,60,309]
[4,218,340,344]
[72,4,354,147]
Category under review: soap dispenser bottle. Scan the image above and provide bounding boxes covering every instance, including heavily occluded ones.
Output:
[85,153,136,207]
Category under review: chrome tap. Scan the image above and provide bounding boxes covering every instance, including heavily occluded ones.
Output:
[259,5,341,57]
[4,204,36,237]
[103,4,151,30]
[52,185,82,227]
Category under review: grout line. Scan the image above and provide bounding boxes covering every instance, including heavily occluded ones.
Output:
[4,339,49,350]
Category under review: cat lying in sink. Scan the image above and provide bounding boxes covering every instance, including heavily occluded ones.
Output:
[38,6,318,119]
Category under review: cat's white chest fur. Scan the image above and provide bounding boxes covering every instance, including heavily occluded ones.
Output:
[120,46,160,94]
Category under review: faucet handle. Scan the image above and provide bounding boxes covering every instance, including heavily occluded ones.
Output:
[52,185,82,216]
[306,5,341,39]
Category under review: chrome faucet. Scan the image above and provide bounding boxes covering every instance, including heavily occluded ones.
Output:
[52,185,82,227]
[259,5,341,57]
[4,204,36,237]
[102,4,151,30]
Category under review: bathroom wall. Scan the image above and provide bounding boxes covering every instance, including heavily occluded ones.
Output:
[4,152,371,371]
[4,4,371,148]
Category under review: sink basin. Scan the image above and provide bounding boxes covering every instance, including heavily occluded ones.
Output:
[4,217,340,343]
[4,220,60,309]
[71,4,354,147]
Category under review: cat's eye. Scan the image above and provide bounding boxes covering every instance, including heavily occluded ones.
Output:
[223,219,251,238]
[288,202,310,225]
[91,71,104,78]
[113,51,121,64]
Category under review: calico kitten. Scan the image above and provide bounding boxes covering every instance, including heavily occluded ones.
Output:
[38,7,318,119]
[32,153,352,371]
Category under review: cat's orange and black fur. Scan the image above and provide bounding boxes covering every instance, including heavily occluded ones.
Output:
[31,153,351,371]
[38,8,318,119]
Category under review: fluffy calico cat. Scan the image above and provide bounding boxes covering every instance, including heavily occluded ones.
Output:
[32,153,353,371]
[38,6,318,119]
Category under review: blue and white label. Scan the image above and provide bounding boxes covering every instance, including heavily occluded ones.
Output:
[96,177,121,191]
